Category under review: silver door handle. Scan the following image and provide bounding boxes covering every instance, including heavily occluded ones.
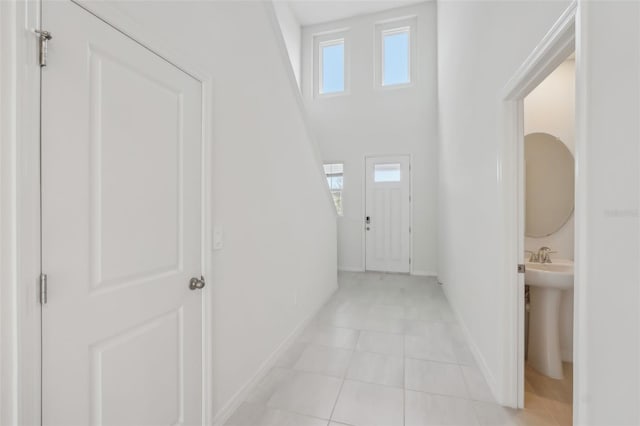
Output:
[189,276,206,290]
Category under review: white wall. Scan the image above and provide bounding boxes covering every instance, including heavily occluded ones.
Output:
[576,2,640,423]
[437,0,571,404]
[439,1,640,423]
[273,1,302,87]
[524,60,575,362]
[71,1,338,423]
[301,2,438,275]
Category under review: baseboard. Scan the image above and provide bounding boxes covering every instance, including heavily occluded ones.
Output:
[338,268,437,277]
[338,266,365,272]
[212,287,337,426]
[411,270,437,277]
[441,285,501,406]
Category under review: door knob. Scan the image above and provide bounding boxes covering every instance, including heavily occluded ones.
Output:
[189,275,206,290]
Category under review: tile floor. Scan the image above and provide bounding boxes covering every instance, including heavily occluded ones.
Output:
[225,272,570,426]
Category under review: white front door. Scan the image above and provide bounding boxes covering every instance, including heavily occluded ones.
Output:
[41,2,204,425]
[365,156,411,273]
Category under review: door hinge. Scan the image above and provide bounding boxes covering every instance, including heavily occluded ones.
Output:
[39,273,48,304]
[517,264,526,274]
[409,258,411,265]
[409,226,412,233]
[35,30,52,67]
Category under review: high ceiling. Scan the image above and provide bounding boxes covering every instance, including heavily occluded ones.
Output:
[284,0,428,26]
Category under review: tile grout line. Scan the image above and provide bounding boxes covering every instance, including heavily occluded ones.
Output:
[457,362,482,424]
[230,274,489,426]
[326,331,359,424]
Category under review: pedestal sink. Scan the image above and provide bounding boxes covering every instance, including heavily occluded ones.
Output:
[525,259,573,379]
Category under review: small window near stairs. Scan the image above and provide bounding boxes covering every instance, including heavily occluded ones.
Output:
[323,163,344,215]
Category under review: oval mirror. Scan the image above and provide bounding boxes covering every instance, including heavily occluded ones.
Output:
[525,132,575,237]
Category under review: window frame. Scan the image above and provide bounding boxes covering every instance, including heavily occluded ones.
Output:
[314,30,350,98]
[375,17,417,90]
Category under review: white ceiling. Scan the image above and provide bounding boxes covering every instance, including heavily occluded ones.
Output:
[284,0,428,26]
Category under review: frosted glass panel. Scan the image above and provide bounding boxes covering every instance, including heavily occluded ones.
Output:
[374,163,401,182]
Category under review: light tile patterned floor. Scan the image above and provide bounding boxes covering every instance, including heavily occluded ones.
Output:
[225,272,571,426]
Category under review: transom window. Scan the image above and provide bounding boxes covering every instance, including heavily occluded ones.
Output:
[374,163,401,182]
[319,39,345,94]
[382,28,410,86]
[323,163,344,215]
[375,18,415,88]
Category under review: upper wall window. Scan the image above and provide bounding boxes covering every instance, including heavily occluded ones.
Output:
[375,18,416,88]
[382,28,410,86]
[320,40,345,94]
[314,30,349,97]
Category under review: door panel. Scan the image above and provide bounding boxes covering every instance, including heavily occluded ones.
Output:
[41,2,203,425]
[365,156,411,273]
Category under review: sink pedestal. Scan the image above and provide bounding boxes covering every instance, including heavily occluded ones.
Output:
[528,285,564,379]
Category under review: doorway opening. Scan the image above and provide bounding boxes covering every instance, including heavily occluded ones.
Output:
[500,2,579,421]
[521,57,575,425]
[364,155,412,273]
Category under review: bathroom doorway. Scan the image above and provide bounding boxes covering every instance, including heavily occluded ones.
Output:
[520,57,576,425]
[499,2,580,421]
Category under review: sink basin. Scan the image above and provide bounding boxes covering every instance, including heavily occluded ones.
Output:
[525,261,573,289]
[525,259,574,379]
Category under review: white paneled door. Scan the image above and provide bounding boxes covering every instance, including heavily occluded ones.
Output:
[41,2,204,425]
[365,156,411,273]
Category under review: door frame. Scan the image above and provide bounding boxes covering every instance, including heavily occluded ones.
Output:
[499,0,583,418]
[362,154,413,274]
[0,1,215,424]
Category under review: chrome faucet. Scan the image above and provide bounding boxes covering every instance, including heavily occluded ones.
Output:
[525,250,539,262]
[525,247,556,263]
[537,246,555,264]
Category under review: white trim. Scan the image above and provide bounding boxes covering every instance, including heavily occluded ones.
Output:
[502,3,576,101]
[499,0,578,412]
[445,288,500,403]
[1,1,42,424]
[573,3,588,423]
[211,287,337,426]
[200,78,215,426]
[410,271,436,277]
